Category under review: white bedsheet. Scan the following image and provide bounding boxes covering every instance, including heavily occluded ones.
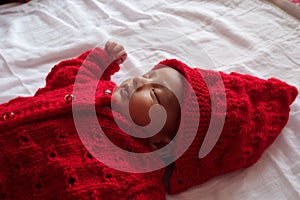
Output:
[0,0,299,199]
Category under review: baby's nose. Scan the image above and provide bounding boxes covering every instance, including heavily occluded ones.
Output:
[133,76,150,89]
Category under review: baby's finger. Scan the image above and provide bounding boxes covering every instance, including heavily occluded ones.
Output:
[114,50,126,59]
[105,41,112,51]
[112,44,124,55]
[105,41,117,53]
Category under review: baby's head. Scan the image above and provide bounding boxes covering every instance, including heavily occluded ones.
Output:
[112,67,184,150]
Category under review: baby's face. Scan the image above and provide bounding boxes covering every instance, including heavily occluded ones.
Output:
[112,67,184,149]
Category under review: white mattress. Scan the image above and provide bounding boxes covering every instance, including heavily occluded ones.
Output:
[0,0,299,199]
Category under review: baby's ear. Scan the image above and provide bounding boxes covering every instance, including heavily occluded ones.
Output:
[148,134,171,151]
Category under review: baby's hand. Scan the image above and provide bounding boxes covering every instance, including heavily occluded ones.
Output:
[105,41,127,64]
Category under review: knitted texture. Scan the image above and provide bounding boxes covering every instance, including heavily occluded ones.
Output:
[0,48,166,200]
[156,59,298,194]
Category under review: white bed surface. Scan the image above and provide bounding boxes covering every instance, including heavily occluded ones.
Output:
[0,0,299,199]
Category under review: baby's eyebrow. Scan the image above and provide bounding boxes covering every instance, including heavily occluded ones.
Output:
[143,70,156,78]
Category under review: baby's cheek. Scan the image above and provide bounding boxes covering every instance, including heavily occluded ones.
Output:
[129,92,153,126]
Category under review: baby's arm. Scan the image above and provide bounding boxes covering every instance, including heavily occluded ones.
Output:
[35,42,127,96]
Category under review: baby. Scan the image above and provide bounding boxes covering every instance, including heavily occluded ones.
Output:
[0,41,298,199]
[108,41,298,193]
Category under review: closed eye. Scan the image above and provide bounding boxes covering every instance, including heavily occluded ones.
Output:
[151,88,160,104]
